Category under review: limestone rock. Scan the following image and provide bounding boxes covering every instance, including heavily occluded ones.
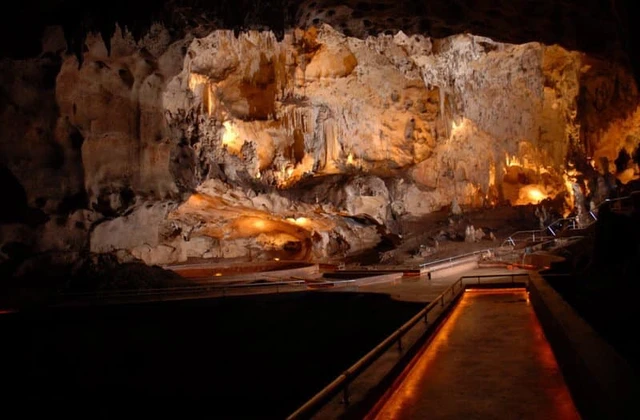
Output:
[90,202,178,255]
[3,19,640,269]
[131,240,186,266]
[305,43,357,79]
[343,176,390,224]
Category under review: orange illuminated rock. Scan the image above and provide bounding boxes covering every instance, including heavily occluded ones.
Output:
[2,19,640,267]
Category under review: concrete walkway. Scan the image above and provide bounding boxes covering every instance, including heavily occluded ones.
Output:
[368,288,580,420]
[353,266,530,303]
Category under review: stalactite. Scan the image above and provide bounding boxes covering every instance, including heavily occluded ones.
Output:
[61,21,86,68]
[99,23,114,56]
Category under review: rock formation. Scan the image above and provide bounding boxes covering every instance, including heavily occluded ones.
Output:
[2,1,640,275]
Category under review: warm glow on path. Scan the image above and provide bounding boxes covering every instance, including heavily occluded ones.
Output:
[369,289,579,420]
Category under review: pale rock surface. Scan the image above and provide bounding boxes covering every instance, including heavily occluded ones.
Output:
[90,202,178,255]
[131,240,186,266]
[55,30,187,212]
[183,236,219,259]
[2,21,640,269]
[343,176,390,224]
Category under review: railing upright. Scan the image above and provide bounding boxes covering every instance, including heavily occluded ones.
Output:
[288,274,530,419]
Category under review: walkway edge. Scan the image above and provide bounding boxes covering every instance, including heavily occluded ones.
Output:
[528,271,640,420]
[301,286,465,420]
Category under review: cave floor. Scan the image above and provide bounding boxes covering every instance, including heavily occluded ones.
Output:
[345,204,540,268]
[333,266,531,304]
[171,204,538,272]
[370,288,580,420]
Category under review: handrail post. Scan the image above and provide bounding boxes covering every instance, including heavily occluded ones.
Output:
[342,384,350,405]
[286,273,531,420]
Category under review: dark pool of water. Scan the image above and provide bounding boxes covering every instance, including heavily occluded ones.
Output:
[1,291,423,419]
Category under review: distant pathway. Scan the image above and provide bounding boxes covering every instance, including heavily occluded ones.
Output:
[352,267,530,303]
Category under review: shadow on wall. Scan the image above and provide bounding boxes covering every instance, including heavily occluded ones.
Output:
[0,164,47,226]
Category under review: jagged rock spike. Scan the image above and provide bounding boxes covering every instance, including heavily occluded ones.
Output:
[100,24,113,56]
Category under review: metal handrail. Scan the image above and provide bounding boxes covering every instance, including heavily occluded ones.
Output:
[58,274,377,301]
[500,191,633,247]
[60,279,308,299]
[507,228,553,240]
[288,273,532,419]
[603,190,640,204]
[497,189,640,257]
[503,216,585,247]
[460,273,529,284]
[286,276,465,420]
[601,190,640,213]
[419,248,493,269]
[545,218,578,236]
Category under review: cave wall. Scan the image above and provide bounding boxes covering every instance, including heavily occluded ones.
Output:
[1,18,639,268]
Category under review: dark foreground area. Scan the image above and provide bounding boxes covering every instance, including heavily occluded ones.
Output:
[0,291,422,419]
[543,198,640,374]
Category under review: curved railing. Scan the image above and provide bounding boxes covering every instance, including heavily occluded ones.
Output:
[461,273,530,285]
[496,189,640,260]
[601,190,640,211]
[58,279,309,302]
[287,273,530,419]
[502,229,553,247]
[418,248,494,269]
[503,212,597,248]
[545,217,578,235]
[286,277,466,420]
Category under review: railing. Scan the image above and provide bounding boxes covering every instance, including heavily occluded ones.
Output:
[59,279,309,301]
[502,213,596,248]
[493,190,640,262]
[602,190,640,211]
[545,217,578,236]
[287,277,465,420]
[460,273,530,285]
[288,273,531,419]
[500,194,625,249]
[538,235,585,249]
[56,273,388,304]
[502,229,553,247]
[419,248,493,269]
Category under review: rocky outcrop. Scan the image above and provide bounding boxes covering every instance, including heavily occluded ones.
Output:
[56,28,190,212]
[2,20,640,271]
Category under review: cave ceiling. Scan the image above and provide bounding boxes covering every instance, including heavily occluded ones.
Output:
[2,0,636,72]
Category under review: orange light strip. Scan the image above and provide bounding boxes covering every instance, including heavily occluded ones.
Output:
[465,287,527,293]
[368,289,578,420]
[365,291,470,419]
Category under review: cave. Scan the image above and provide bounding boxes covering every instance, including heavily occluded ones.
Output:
[1,0,640,418]
[1,0,639,269]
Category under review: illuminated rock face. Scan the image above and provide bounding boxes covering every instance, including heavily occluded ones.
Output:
[2,21,640,267]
